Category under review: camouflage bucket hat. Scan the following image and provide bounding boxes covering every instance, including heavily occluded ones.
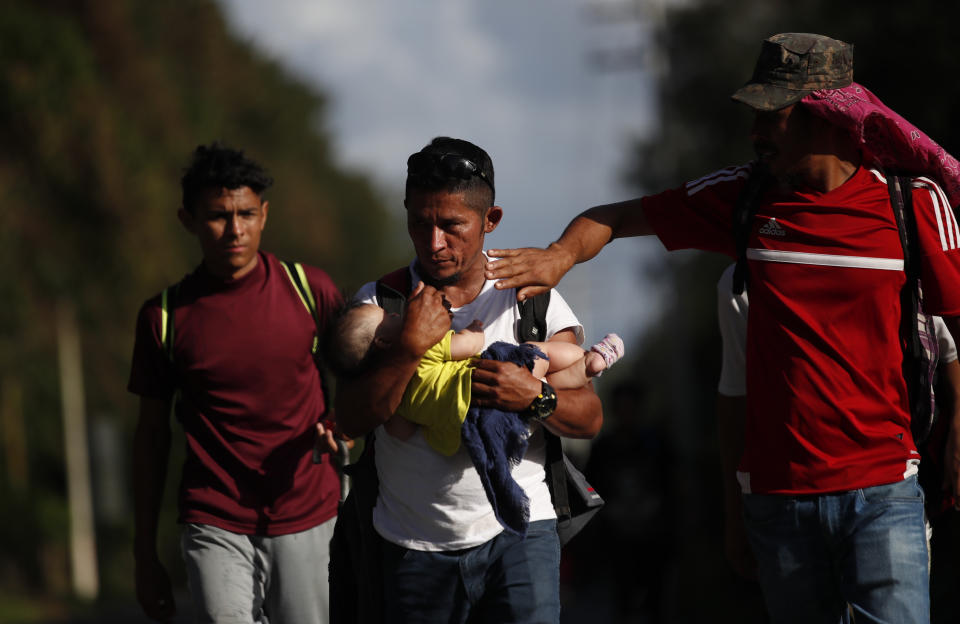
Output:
[731,33,853,111]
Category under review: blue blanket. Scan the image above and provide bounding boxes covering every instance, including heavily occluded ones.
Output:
[461,341,546,538]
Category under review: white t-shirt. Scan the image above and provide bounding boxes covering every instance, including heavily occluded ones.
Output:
[716,262,958,398]
[716,264,749,397]
[354,260,584,551]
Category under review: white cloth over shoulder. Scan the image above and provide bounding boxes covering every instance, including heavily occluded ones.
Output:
[716,264,749,397]
[933,316,958,364]
[353,258,583,551]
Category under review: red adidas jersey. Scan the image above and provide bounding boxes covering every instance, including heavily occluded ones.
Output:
[644,164,960,494]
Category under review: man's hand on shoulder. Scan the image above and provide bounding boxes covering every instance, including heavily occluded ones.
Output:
[485,242,576,301]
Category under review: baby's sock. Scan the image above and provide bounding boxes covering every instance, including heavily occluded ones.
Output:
[588,333,625,376]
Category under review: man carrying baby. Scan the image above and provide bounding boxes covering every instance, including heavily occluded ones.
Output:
[334,136,603,624]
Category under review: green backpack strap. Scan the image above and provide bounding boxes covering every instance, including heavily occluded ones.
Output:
[159,283,183,412]
[160,284,179,363]
[281,260,321,355]
[280,260,337,461]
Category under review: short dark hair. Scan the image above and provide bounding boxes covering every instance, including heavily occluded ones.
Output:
[180,142,274,212]
[405,137,495,211]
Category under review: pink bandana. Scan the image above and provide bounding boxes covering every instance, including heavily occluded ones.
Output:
[803,83,960,208]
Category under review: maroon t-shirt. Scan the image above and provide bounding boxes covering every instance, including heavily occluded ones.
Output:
[128,251,342,535]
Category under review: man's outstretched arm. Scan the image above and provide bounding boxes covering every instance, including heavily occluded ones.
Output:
[486,198,652,301]
[335,284,451,438]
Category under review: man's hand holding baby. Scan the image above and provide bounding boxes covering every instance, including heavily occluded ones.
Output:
[400,283,452,358]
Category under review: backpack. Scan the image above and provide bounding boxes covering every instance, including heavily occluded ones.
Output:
[160,260,334,429]
[328,266,604,624]
[731,168,940,445]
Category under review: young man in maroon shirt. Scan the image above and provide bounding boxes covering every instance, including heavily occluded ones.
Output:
[485,34,960,624]
[129,143,342,623]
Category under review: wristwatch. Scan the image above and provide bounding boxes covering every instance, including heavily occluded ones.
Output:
[526,380,557,422]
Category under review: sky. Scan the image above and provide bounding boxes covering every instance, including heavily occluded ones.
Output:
[217,0,667,345]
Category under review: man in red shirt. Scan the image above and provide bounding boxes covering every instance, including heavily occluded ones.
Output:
[485,34,960,624]
[129,143,343,623]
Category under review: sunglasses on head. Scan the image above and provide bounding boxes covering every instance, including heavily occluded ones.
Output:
[407,152,495,199]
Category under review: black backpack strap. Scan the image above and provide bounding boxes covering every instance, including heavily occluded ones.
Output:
[517,291,557,498]
[517,291,550,342]
[516,289,603,544]
[375,267,411,315]
[888,173,940,443]
[888,173,921,370]
[731,166,772,295]
[887,175,921,281]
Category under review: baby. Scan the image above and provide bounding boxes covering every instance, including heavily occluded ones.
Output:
[328,300,624,455]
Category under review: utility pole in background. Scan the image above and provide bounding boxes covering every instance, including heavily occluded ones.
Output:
[57,301,99,600]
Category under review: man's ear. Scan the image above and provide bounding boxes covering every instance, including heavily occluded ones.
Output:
[484,205,503,234]
[260,200,269,225]
[177,207,196,234]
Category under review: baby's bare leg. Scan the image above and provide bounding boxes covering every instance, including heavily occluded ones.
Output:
[545,357,590,389]
[526,340,591,388]
[527,341,588,372]
[530,333,625,388]
[528,340,585,384]
[584,351,608,376]
[544,351,607,388]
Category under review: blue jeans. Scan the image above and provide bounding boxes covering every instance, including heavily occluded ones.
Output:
[742,475,929,624]
[381,519,561,624]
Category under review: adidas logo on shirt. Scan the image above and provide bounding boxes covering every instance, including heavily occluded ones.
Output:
[758,218,786,238]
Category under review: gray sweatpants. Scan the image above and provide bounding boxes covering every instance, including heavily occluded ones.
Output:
[181,518,335,623]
